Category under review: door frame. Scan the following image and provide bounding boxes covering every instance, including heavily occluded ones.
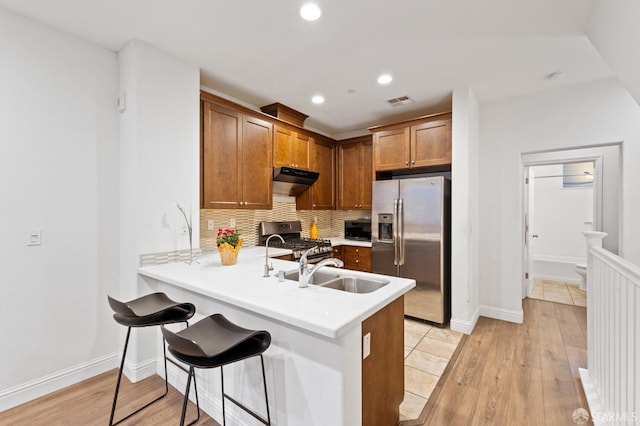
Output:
[521,148,606,299]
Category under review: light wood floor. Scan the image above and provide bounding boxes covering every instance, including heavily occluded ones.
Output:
[0,371,218,426]
[416,298,591,425]
[1,298,590,426]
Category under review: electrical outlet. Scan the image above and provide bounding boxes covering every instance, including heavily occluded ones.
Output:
[207,220,214,230]
[363,332,371,359]
[230,218,236,228]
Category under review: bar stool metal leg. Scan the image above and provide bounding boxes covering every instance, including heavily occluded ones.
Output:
[109,327,171,426]
[109,324,199,426]
[220,356,271,426]
[260,355,271,425]
[179,367,202,426]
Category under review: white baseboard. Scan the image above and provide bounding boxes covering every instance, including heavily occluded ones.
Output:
[479,305,523,324]
[0,353,119,412]
[124,356,158,383]
[450,305,480,335]
[533,273,581,285]
[578,368,605,426]
[533,254,583,264]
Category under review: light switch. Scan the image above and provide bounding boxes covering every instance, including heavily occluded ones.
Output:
[229,218,236,228]
[363,332,371,359]
[27,228,42,246]
[207,220,214,230]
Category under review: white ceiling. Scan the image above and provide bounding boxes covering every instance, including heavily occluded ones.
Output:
[0,0,617,137]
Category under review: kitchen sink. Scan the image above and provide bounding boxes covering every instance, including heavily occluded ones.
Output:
[283,269,340,285]
[320,276,390,294]
[284,269,390,294]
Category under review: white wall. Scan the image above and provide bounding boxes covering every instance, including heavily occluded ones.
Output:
[451,87,480,334]
[479,78,640,320]
[587,0,640,107]
[532,164,593,262]
[118,40,200,376]
[0,8,120,407]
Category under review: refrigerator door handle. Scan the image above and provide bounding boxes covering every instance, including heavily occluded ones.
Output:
[398,198,405,265]
[393,198,399,265]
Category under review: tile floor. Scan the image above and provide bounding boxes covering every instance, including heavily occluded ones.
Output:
[528,279,587,307]
[400,319,463,421]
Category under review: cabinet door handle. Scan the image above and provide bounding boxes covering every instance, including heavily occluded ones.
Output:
[355,259,359,263]
[312,204,316,207]
[411,160,415,165]
[355,249,359,253]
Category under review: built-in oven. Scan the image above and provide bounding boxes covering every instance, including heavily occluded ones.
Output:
[344,219,372,241]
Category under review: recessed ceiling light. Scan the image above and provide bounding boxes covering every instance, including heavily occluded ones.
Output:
[377,74,393,85]
[311,95,325,104]
[300,3,321,21]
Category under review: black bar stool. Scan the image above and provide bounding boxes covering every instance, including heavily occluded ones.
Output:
[107,292,198,426]
[161,314,272,426]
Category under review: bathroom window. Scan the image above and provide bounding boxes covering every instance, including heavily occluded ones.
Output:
[563,161,594,188]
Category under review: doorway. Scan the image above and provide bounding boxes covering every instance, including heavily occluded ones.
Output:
[525,162,594,304]
[521,144,620,299]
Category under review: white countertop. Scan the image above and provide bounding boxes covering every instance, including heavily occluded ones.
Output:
[138,246,413,339]
[327,237,372,248]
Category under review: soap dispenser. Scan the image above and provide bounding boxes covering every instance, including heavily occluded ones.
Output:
[310,217,318,239]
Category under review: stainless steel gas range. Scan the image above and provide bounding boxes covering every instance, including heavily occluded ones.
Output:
[258,221,333,263]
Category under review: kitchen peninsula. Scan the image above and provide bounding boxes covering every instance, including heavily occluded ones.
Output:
[138,246,414,426]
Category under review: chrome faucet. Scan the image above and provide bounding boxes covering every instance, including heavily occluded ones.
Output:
[299,247,344,288]
[264,234,285,277]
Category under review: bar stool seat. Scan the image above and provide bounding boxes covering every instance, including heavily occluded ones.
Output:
[162,314,272,426]
[108,292,197,426]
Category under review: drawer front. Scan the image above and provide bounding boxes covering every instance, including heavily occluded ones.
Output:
[332,246,343,260]
[343,246,371,271]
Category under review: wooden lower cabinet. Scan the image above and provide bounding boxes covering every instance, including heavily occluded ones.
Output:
[331,246,343,262]
[362,296,404,426]
[272,254,292,261]
[343,246,371,272]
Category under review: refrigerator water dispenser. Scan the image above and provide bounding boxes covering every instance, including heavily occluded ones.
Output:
[377,214,394,242]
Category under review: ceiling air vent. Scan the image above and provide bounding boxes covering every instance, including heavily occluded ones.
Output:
[386,95,414,107]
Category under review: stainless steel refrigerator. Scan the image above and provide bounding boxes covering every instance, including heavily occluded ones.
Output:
[372,176,451,326]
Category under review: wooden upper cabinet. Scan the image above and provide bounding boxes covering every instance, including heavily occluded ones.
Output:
[202,102,242,208]
[371,113,452,172]
[274,125,310,170]
[201,100,272,209]
[296,138,335,210]
[411,117,452,168]
[241,115,273,209]
[293,132,311,170]
[372,127,410,171]
[361,140,373,209]
[337,136,373,210]
[274,126,293,168]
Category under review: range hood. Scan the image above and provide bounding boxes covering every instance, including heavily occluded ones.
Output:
[272,166,319,196]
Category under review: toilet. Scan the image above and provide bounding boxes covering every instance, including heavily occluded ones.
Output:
[575,262,587,291]
[575,221,593,292]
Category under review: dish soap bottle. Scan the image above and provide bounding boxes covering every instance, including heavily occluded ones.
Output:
[310,217,318,239]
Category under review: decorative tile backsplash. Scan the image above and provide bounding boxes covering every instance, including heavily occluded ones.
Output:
[199,198,370,249]
[139,248,202,267]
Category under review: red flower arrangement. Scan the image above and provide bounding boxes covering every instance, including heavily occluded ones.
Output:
[216,228,241,249]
